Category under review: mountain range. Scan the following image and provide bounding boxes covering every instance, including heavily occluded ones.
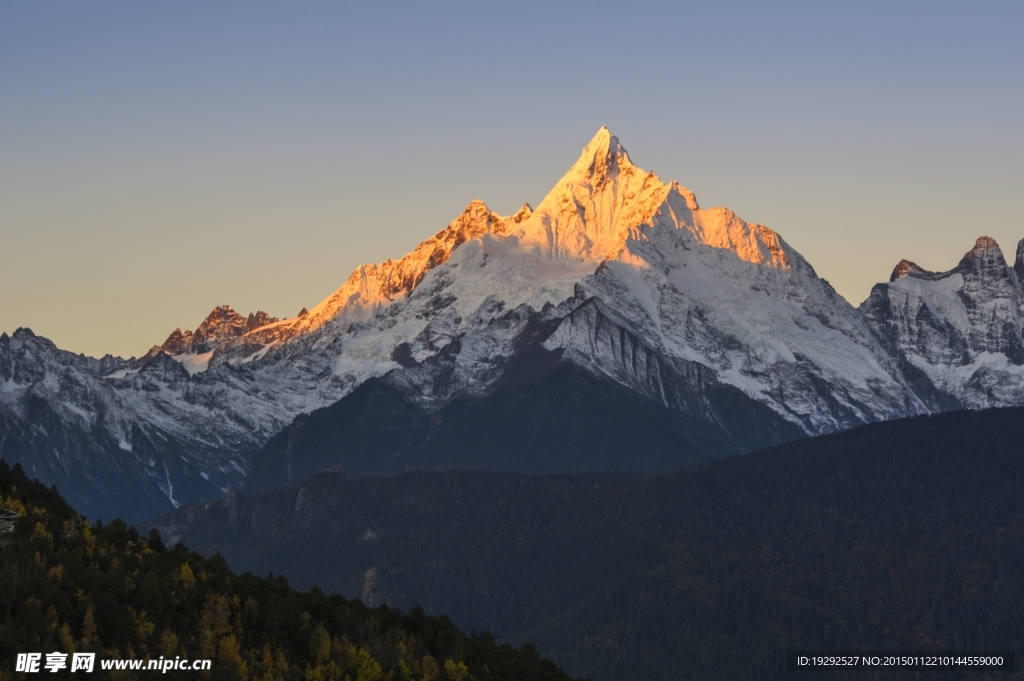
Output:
[3,127,1024,521]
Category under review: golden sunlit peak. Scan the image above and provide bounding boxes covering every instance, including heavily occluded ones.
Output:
[969,236,1001,253]
[568,126,635,184]
[509,203,533,223]
[583,126,629,158]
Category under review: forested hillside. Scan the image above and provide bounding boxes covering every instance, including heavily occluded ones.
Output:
[0,460,580,681]
[150,407,1024,681]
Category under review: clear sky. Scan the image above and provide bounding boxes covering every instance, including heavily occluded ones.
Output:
[2,1,1022,358]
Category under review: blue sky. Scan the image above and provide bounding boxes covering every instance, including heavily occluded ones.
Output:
[2,1,1022,357]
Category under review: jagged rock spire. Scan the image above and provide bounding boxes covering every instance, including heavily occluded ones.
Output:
[158,306,279,356]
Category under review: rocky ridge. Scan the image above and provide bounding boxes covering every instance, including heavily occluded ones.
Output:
[160,306,279,356]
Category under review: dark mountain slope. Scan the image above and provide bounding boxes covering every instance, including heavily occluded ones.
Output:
[0,329,264,523]
[245,349,803,492]
[151,407,1024,681]
[0,459,581,681]
[0,395,226,524]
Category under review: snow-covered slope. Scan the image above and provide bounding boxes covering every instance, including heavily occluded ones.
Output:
[533,130,923,432]
[0,329,253,521]
[215,127,927,432]
[4,127,1024,521]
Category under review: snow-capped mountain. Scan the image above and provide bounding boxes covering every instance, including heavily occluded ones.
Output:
[3,127,1024,521]
[860,236,1024,409]
[215,127,929,428]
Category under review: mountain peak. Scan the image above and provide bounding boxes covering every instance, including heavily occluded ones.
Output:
[160,328,194,355]
[157,305,279,357]
[957,236,1007,272]
[889,237,1010,284]
[586,125,616,150]
[566,127,635,187]
[971,236,1001,253]
[282,128,802,344]
[460,199,494,220]
[509,203,533,224]
[890,259,931,282]
[203,305,241,322]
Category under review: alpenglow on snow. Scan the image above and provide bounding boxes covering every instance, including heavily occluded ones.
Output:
[4,128,1024,521]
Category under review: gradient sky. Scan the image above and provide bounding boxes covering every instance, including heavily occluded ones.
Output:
[2,1,1023,358]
